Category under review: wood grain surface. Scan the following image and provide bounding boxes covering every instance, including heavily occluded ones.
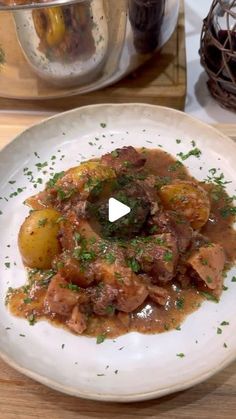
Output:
[0,116,236,418]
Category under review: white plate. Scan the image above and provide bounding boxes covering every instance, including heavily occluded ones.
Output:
[0,104,236,402]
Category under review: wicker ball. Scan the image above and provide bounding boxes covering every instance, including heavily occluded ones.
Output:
[200,0,236,112]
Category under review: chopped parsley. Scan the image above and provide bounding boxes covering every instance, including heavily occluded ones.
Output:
[168,161,183,172]
[220,321,229,326]
[96,333,107,344]
[176,353,185,358]
[127,258,140,273]
[23,297,32,304]
[106,305,115,315]
[100,123,106,128]
[111,150,119,158]
[206,276,212,284]
[177,147,202,160]
[176,297,185,310]
[104,253,116,264]
[38,218,48,227]
[200,291,219,302]
[4,262,10,269]
[223,343,228,348]
[232,276,236,282]
[47,171,65,188]
[28,314,36,326]
[217,327,222,335]
[176,139,181,144]
[163,250,173,262]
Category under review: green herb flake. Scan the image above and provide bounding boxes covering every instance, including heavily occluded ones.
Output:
[28,314,36,326]
[200,291,219,302]
[114,370,118,374]
[96,333,107,344]
[176,297,185,310]
[38,218,48,227]
[66,283,81,292]
[19,334,25,337]
[100,123,106,128]
[61,344,65,349]
[176,139,181,144]
[176,353,185,358]
[4,262,10,269]
[23,297,32,304]
[232,276,236,282]
[217,327,222,335]
[223,342,228,348]
[220,321,229,326]
[206,276,212,284]
[175,325,181,331]
[111,150,119,158]
[177,148,202,161]
[163,250,173,262]
[106,305,115,315]
[168,161,183,172]
[105,253,116,264]
[47,171,65,188]
[127,258,140,273]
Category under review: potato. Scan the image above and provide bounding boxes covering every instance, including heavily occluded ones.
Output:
[159,181,210,229]
[18,209,61,269]
[58,161,116,196]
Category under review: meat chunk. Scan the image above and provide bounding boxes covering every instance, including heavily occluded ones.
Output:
[94,260,148,313]
[57,255,95,288]
[90,283,118,316]
[67,305,87,334]
[188,244,225,297]
[148,285,169,306]
[44,273,82,316]
[137,175,159,215]
[101,146,146,174]
[127,233,179,283]
[150,210,192,253]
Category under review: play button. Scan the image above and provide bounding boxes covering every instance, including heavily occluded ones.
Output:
[108,197,131,222]
[86,175,151,239]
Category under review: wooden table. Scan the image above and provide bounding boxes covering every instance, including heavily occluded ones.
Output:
[1,115,236,419]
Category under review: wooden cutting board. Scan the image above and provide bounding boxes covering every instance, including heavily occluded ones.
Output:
[0,116,236,419]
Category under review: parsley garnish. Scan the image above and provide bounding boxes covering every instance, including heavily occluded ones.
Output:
[176,353,185,358]
[23,297,32,304]
[217,327,222,334]
[28,314,36,326]
[163,250,173,262]
[104,253,116,264]
[96,333,107,344]
[177,148,202,160]
[47,171,65,188]
[127,258,140,273]
[106,305,115,315]
[200,291,219,302]
[38,218,48,227]
[176,297,185,310]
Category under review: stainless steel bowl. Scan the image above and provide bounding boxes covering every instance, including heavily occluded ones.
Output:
[0,0,179,99]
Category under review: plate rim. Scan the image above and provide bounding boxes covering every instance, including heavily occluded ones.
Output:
[1,103,236,402]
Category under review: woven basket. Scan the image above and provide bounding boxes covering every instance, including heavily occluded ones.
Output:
[200,0,236,111]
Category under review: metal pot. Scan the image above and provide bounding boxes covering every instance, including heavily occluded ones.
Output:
[0,0,179,99]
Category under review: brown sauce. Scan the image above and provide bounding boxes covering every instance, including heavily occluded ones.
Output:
[7,149,236,338]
